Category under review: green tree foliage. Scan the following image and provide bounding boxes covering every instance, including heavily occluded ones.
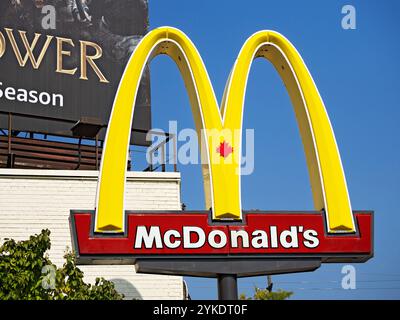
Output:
[240,287,293,300]
[0,229,124,300]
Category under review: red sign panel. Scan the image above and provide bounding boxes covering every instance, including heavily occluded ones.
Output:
[71,211,373,262]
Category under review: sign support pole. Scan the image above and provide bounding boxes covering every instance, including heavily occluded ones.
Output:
[217,274,238,300]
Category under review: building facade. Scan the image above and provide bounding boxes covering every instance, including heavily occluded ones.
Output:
[0,169,184,300]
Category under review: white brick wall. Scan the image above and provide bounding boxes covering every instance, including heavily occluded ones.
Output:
[0,169,184,300]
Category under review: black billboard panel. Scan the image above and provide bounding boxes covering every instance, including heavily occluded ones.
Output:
[0,0,151,146]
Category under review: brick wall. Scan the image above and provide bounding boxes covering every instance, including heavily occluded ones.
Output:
[0,169,183,300]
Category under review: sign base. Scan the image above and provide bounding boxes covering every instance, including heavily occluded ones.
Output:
[134,258,321,278]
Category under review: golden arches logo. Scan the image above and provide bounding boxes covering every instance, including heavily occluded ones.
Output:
[95,27,355,234]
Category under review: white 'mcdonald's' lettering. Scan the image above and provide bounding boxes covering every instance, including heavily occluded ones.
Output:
[133,225,319,250]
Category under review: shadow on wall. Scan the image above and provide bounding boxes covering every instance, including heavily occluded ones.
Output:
[110,278,143,300]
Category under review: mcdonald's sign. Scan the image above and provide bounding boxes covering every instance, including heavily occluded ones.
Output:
[71,27,372,275]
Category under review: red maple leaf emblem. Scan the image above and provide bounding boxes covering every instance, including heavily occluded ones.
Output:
[216,141,233,158]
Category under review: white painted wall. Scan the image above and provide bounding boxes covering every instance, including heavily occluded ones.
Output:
[0,169,184,300]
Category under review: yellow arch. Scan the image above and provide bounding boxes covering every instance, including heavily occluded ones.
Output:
[95,27,355,234]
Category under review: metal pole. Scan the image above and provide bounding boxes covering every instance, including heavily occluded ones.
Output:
[217,274,238,300]
[7,113,11,154]
[148,150,153,172]
[76,137,82,170]
[173,134,178,172]
[161,142,166,172]
[267,275,273,292]
[7,113,15,168]
[95,134,99,170]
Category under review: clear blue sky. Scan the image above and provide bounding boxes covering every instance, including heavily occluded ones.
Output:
[148,0,400,299]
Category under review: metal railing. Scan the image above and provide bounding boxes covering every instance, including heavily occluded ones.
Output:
[0,111,177,172]
[144,130,177,173]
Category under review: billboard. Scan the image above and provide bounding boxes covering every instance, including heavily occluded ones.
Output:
[0,0,151,146]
